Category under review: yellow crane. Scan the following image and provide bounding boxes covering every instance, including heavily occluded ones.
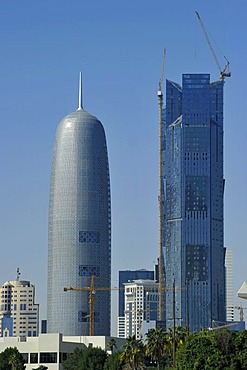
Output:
[209,320,239,331]
[64,276,123,336]
[157,48,166,322]
[195,11,231,80]
[64,275,186,336]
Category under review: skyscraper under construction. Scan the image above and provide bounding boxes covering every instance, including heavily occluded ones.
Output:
[47,74,111,336]
[161,74,225,331]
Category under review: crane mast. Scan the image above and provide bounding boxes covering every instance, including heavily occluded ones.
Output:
[158,48,166,322]
[64,277,123,336]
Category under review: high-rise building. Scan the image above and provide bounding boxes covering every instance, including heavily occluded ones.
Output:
[47,73,111,336]
[0,272,39,337]
[118,268,157,337]
[225,248,234,321]
[161,74,225,331]
[124,279,158,339]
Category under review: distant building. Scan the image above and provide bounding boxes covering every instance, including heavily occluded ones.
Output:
[225,248,234,321]
[41,320,47,334]
[161,74,226,331]
[238,282,247,300]
[117,316,125,339]
[0,274,39,337]
[118,268,157,338]
[124,279,159,339]
[0,333,125,370]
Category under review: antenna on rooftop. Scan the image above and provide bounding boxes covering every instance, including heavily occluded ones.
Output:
[16,267,21,281]
[77,71,83,111]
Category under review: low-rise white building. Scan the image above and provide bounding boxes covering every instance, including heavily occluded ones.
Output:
[0,333,124,370]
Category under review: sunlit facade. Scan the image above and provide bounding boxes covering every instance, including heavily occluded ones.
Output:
[225,248,234,322]
[124,280,158,339]
[0,279,39,337]
[162,74,225,331]
[47,83,111,336]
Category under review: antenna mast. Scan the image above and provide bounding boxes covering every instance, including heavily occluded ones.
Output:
[77,71,83,110]
[16,267,20,281]
[158,48,166,322]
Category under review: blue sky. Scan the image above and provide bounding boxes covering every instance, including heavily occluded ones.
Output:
[0,0,246,334]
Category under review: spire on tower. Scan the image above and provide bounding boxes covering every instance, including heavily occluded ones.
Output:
[77,71,83,111]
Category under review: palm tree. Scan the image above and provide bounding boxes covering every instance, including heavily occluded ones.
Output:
[120,335,146,370]
[8,347,26,370]
[107,338,117,353]
[145,326,166,370]
[166,325,188,367]
[167,326,187,353]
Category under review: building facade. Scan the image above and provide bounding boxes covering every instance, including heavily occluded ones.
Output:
[0,278,39,337]
[161,74,225,331]
[124,279,158,339]
[118,269,157,338]
[225,248,234,322]
[0,333,125,370]
[47,74,111,336]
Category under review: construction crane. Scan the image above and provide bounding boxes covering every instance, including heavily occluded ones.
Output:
[157,48,166,322]
[195,11,231,80]
[64,276,123,336]
[209,320,239,331]
[64,274,185,336]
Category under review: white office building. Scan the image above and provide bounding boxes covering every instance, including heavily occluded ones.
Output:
[117,316,125,338]
[0,333,124,370]
[225,248,234,321]
[124,279,158,339]
[0,274,39,337]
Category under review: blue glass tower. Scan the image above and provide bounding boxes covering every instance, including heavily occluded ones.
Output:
[47,74,111,336]
[162,74,225,331]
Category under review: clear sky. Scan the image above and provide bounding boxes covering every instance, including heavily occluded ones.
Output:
[0,0,246,335]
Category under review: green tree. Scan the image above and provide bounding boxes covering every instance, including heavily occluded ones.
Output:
[145,327,166,370]
[176,329,239,370]
[63,347,107,370]
[120,335,146,370]
[166,326,187,354]
[232,329,247,368]
[176,330,213,369]
[106,338,117,353]
[104,351,123,370]
[0,347,25,370]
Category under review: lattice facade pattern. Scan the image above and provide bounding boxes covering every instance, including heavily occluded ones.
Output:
[47,109,111,336]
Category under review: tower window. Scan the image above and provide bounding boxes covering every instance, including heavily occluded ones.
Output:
[79,231,100,244]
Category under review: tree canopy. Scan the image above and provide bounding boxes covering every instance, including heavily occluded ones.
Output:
[103,351,123,370]
[120,335,146,370]
[63,347,107,370]
[0,347,26,370]
[176,329,247,370]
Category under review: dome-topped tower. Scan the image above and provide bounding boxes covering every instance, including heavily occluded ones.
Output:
[47,73,111,336]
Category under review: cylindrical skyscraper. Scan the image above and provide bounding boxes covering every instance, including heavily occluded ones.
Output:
[47,74,111,336]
